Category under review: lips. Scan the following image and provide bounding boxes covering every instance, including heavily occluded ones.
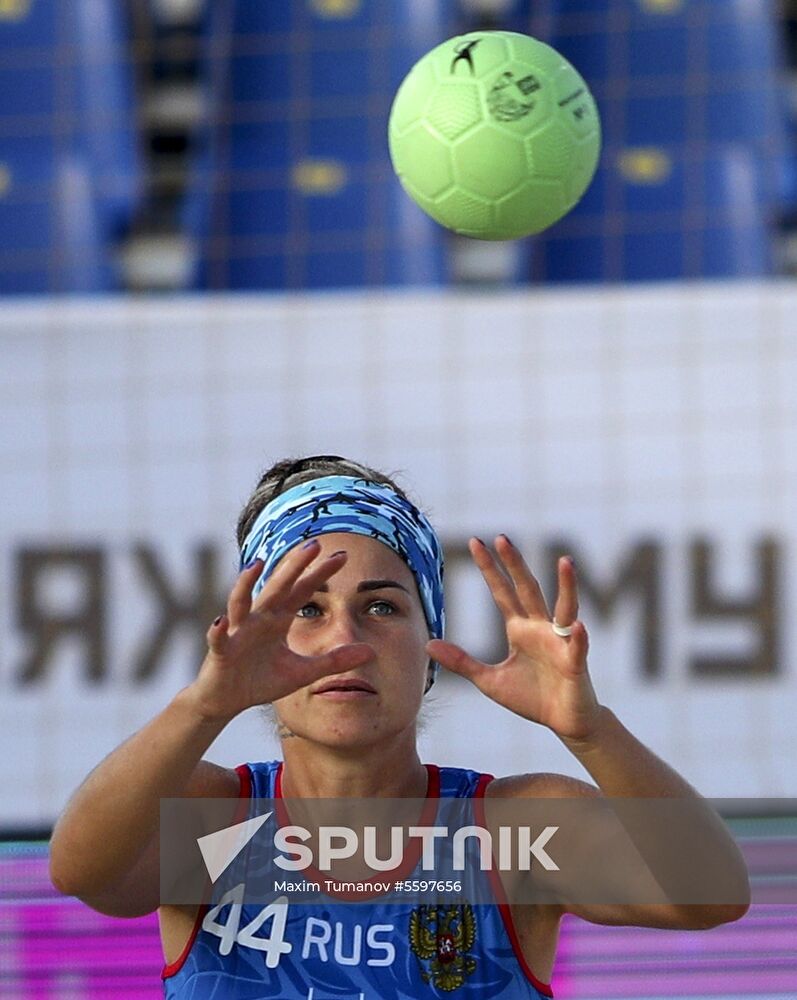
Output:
[313,677,377,695]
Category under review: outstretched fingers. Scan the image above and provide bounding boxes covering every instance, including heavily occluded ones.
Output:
[427,638,492,686]
[469,538,525,621]
[305,640,374,679]
[206,613,229,653]
[269,641,375,701]
[224,540,341,633]
[227,560,264,629]
[567,620,589,666]
[279,547,349,613]
[250,540,351,616]
[493,534,551,619]
[552,556,579,630]
[252,540,323,608]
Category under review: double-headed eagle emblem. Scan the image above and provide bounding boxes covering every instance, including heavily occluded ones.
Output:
[409,905,477,992]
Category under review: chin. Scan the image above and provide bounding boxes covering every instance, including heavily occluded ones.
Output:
[292,716,414,752]
[321,722,391,749]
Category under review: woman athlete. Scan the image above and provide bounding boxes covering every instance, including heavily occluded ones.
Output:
[50,455,750,998]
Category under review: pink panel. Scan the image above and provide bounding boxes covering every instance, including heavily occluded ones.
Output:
[2,841,795,998]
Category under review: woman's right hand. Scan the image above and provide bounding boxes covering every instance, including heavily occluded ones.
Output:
[188,540,373,722]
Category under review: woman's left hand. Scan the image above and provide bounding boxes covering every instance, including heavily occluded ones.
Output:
[427,535,602,742]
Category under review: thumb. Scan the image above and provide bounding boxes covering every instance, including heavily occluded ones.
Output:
[298,642,375,682]
[426,639,490,686]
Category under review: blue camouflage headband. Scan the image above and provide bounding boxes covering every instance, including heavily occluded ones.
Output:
[240,476,445,663]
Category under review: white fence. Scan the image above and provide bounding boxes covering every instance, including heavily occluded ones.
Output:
[1,283,795,825]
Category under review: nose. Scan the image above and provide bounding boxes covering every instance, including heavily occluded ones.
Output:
[325,607,361,646]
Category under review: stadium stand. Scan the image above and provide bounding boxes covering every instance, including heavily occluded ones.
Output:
[514,0,797,282]
[184,0,454,291]
[0,0,141,294]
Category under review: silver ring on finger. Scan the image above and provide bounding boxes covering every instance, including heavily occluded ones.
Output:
[551,620,574,638]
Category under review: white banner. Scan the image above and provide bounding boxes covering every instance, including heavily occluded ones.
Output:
[1,283,795,826]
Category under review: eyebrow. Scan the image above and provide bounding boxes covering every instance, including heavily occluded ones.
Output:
[315,580,411,594]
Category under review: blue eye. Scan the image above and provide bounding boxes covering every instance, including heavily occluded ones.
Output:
[296,600,397,619]
[368,600,396,616]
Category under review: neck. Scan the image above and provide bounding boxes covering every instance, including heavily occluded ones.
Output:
[279,731,428,799]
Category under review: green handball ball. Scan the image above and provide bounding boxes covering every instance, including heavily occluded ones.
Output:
[388,31,601,240]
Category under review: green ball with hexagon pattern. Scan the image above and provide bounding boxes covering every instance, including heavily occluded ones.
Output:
[388,31,601,240]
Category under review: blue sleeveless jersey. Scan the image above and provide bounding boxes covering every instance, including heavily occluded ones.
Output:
[163,762,553,999]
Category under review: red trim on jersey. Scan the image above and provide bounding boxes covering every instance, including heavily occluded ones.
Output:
[161,905,205,980]
[234,762,253,820]
[161,765,253,980]
[274,762,442,901]
[473,775,555,998]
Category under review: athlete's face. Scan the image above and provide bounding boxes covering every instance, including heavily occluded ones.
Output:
[272,532,432,749]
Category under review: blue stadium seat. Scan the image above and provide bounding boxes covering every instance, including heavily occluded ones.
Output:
[0,0,140,294]
[186,0,454,291]
[534,145,773,282]
[508,0,793,281]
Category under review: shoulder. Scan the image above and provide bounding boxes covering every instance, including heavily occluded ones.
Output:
[184,760,242,798]
[485,772,601,800]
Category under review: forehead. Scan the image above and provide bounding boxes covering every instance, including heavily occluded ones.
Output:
[305,532,417,586]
